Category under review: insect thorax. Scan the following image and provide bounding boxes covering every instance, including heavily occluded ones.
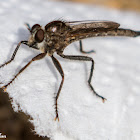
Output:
[43,21,71,55]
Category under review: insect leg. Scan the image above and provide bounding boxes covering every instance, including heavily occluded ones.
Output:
[59,53,106,102]
[0,41,28,68]
[79,40,95,54]
[2,53,46,92]
[51,55,64,121]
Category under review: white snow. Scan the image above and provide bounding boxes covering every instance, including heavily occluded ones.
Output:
[0,0,140,140]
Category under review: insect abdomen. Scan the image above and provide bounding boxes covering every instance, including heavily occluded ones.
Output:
[106,29,140,37]
[69,28,140,43]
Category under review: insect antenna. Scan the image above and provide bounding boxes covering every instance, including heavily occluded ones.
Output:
[24,23,31,32]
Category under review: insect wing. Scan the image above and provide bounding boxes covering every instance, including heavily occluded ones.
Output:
[66,20,120,30]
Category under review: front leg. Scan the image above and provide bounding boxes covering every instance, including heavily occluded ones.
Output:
[2,53,46,92]
[51,55,64,121]
[0,41,27,68]
[58,53,106,102]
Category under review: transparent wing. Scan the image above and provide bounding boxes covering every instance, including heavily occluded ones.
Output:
[65,20,120,30]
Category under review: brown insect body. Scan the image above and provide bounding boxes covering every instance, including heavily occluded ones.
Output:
[1,20,140,121]
[28,20,140,56]
[44,21,71,55]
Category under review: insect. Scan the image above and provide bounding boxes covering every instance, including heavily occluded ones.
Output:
[1,20,140,121]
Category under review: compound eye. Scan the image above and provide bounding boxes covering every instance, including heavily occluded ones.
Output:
[35,29,44,43]
[31,24,40,32]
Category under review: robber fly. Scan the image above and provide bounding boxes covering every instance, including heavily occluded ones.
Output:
[0,20,140,121]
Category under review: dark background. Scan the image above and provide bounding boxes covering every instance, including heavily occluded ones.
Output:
[0,89,49,140]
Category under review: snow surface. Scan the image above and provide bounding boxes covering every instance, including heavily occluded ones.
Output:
[0,0,140,140]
